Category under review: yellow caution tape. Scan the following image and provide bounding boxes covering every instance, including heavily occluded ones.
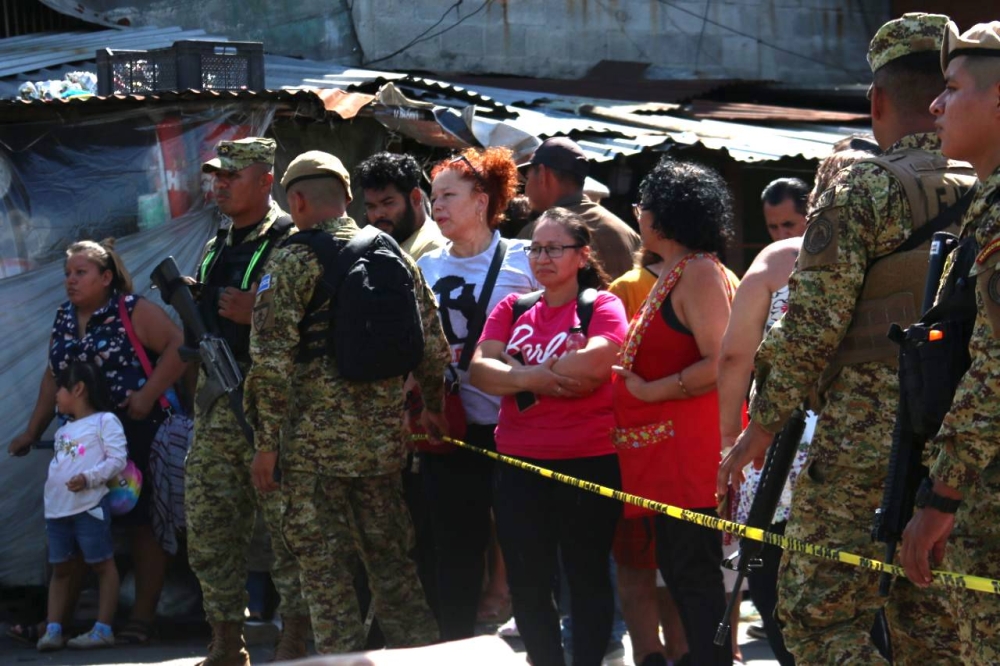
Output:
[413,434,1000,595]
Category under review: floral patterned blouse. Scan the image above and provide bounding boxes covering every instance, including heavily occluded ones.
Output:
[736,284,812,525]
[49,292,154,406]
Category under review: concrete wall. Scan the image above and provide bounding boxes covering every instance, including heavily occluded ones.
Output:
[67,0,361,62]
[71,0,888,84]
[351,0,887,84]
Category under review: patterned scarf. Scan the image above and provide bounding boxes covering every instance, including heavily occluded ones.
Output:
[619,252,728,370]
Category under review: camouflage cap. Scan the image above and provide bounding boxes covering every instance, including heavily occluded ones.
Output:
[868,12,950,73]
[280,150,352,202]
[202,137,276,173]
[942,20,1000,71]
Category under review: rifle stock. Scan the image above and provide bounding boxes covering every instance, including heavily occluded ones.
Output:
[715,408,807,647]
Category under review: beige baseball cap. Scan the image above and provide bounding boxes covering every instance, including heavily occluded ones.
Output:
[280,150,352,202]
[941,20,1000,71]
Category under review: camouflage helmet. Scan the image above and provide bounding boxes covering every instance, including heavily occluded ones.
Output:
[868,12,950,74]
[202,137,276,173]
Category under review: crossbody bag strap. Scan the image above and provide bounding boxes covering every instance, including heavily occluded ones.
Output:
[458,238,508,372]
[119,295,171,411]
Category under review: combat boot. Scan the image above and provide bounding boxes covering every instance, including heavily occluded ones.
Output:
[196,621,250,666]
[272,615,309,661]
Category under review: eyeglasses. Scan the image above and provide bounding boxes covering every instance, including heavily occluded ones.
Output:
[523,244,584,259]
[632,202,648,221]
[450,154,486,184]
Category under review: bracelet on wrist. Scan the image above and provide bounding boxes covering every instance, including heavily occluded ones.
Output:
[677,371,690,397]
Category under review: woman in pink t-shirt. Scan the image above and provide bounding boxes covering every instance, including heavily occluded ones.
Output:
[470,207,627,666]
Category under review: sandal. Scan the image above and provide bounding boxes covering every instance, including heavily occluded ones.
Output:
[6,622,42,646]
[115,619,152,646]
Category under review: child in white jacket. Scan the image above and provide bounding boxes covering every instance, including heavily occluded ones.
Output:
[37,361,126,652]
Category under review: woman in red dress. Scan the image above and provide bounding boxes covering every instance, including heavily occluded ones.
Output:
[612,158,738,666]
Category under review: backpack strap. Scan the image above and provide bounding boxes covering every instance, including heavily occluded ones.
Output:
[512,290,544,324]
[576,287,598,335]
[510,287,599,334]
[324,225,384,298]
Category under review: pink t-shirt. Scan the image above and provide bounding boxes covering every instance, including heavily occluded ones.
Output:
[480,291,628,459]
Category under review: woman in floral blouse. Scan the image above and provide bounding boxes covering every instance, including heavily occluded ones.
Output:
[9,239,185,645]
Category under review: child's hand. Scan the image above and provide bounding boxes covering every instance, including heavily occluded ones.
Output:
[66,475,86,492]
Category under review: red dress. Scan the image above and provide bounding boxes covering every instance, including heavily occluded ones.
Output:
[611,252,734,519]
[612,302,721,517]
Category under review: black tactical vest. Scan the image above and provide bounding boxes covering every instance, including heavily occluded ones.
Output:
[198,215,293,362]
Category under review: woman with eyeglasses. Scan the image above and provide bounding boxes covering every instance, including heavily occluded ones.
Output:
[415,147,536,640]
[611,158,738,666]
[469,207,628,666]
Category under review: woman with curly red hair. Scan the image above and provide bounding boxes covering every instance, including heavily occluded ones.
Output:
[415,147,538,640]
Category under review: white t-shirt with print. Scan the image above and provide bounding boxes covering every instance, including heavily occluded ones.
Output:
[417,232,538,425]
[44,412,128,519]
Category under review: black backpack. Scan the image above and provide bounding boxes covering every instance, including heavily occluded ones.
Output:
[283,225,424,381]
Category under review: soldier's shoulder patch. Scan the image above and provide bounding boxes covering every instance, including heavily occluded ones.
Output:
[976,238,1000,267]
[252,285,276,334]
[803,216,835,255]
[814,187,836,211]
[989,272,1000,305]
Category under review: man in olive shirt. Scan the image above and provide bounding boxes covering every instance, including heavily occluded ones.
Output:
[519,137,640,279]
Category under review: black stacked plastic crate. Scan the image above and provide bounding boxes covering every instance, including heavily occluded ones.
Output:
[96,41,265,95]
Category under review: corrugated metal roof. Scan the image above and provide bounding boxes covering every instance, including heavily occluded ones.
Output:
[0,27,858,164]
[685,100,870,124]
[0,87,339,124]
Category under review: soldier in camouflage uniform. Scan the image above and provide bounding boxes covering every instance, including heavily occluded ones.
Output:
[186,138,308,665]
[901,20,1000,664]
[718,14,974,664]
[244,150,450,655]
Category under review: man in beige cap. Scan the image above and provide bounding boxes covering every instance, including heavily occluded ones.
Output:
[186,137,308,665]
[719,13,975,664]
[243,150,450,654]
[901,20,1000,663]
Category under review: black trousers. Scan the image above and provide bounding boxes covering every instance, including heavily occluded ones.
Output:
[747,520,794,666]
[655,508,732,666]
[494,454,622,666]
[420,424,496,640]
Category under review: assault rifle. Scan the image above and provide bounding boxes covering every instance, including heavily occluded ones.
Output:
[872,231,971,595]
[151,256,254,446]
[715,408,807,647]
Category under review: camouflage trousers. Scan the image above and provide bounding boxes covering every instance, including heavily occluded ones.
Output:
[280,469,438,655]
[185,399,307,623]
[942,468,1000,666]
[777,459,961,665]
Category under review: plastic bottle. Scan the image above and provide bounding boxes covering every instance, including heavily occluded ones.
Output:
[565,326,587,352]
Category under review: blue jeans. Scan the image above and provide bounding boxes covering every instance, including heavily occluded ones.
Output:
[46,495,114,564]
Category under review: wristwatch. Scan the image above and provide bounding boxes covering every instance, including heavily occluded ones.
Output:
[914,477,962,514]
